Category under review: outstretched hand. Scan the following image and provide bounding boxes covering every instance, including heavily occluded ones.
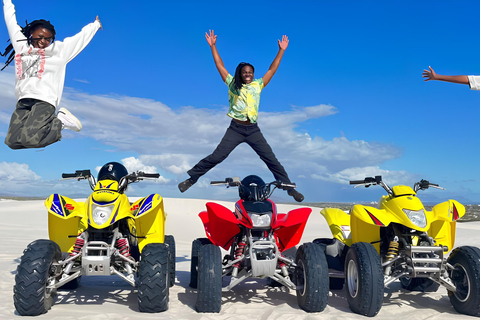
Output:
[96,15,103,30]
[278,35,289,51]
[422,66,437,81]
[205,29,217,47]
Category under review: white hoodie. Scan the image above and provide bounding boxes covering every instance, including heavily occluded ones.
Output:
[3,0,100,107]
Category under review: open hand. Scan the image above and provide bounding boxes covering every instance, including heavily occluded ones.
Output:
[96,15,103,30]
[422,66,437,81]
[205,29,217,47]
[278,35,289,50]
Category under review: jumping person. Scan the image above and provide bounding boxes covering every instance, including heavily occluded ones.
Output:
[1,0,102,149]
[178,30,304,202]
[422,66,480,90]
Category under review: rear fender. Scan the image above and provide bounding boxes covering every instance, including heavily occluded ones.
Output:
[45,194,86,253]
[132,194,166,252]
[428,200,465,252]
[320,208,352,246]
[200,202,240,250]
[272,207,311,252]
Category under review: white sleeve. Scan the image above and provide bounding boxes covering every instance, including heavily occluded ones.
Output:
[468,75,480,91]
[59,19,101,63]
[3,0,26,52]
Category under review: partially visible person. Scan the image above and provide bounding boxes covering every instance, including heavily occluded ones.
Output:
[1,0,102,149]
[178,30,304,202]
[422,66,480,90]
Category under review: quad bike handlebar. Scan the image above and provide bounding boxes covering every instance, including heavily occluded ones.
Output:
[61,170,160,191]
[349,175,445,195]
[210,177,296,190]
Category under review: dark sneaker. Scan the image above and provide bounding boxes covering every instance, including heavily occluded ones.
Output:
[178,179,193,193]
[288,189,304,202]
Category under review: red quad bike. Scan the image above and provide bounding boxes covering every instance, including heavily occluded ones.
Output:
[189,175,329,313]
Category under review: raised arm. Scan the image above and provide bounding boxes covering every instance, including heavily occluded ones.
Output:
[263,35,289,88]
[422,66,469,85]
[205,30,228,82]
[3,0,25,52]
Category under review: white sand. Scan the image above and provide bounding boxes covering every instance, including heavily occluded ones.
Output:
[0,198,478,319]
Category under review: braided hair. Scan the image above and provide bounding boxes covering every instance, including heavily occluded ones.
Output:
[1,19,56,71]
[233,62,254,91]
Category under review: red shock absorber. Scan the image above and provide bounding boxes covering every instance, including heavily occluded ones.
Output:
[116,238,131,257]
[233,242,246,268]
[70,238,84,256]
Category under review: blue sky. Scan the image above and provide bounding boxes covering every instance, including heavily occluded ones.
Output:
[0,0,479,204]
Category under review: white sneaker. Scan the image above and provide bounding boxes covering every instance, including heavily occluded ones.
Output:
[57,107,82,132]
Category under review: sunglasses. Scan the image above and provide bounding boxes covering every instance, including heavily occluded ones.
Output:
[30,36,53,43]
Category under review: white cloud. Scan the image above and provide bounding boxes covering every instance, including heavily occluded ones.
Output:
[0,161,41,182]
[312,166,416,186]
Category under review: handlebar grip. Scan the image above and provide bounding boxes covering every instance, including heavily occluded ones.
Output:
[62,173,77,178]
[142,173,160,178]
[349,180,365,185]
[210,181,226,185]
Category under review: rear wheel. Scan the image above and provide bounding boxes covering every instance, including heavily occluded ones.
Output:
[137,243,169,312]
[295,242,329,312]
[165,235,176,287]
[447,246,480,316]
[195,244,222,313]
[13,239,62,316]
[345,242,384,317]
[189,237,211,288]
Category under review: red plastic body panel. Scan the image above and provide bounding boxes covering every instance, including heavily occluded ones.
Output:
[272,207,312,251]
[199,202,241,250]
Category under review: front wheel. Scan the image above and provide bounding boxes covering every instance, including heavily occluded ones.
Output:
[137,243,169,312]
[447,246,480,316]
[13,239,62,316]
[295,242,329,312]
[165,235,176,287]
[345,242,384,317]
[195,244,222,313]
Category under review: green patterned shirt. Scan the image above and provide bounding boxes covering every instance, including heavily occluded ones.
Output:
[225,74,264,123]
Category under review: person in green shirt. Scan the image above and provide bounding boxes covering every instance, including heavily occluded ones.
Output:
[178,30,304,202]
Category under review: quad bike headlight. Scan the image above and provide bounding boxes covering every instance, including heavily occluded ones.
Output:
[403,208,427,228]
[250,213,272,228]
[92,205,114,225]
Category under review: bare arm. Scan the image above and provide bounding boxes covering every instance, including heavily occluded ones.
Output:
[205,30,228,82]
[422,66,469,85]
[263,35,289,88]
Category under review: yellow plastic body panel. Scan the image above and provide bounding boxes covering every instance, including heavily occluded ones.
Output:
[46,189,167,254]
[46,194,87,253]
[428,200,465,252]
[131,194,166,252]
[320,208,352,246]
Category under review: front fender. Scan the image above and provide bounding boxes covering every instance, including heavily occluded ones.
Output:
[273,207,311,252]
[200,202,240,250]
[350,205,388,253]
[45,194,86,253]
[132,194,166,252]
[428,200,465,252]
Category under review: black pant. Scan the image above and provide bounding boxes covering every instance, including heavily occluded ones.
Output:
[4,99,62,150]
[187,120,291,184]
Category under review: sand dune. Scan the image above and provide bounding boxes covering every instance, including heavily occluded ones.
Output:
[0,198,477,319]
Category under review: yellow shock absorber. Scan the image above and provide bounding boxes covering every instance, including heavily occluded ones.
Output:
[385,240,399,262]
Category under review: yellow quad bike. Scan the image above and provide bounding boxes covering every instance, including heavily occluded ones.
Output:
[13,162,175,316]
[316,175,480,317]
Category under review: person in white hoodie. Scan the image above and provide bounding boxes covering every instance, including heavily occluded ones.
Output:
[2,0,102,149]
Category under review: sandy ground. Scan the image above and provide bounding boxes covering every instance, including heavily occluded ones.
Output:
[0,198,478,319]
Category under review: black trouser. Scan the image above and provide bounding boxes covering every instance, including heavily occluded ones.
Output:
[187,120,291,184]
[4,98,62,150]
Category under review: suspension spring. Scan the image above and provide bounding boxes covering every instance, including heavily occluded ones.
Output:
[116,238,131,257]
[70,238,85,256]
[386,240,399,261]
[233,242,246,268]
